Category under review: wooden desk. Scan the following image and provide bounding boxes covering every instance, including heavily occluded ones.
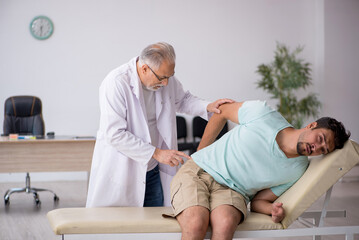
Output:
[0,136,95,173]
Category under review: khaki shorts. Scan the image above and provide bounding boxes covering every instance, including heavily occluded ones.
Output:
[170,158,247,221]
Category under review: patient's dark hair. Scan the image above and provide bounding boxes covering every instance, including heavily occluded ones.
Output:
[314,117,351,150]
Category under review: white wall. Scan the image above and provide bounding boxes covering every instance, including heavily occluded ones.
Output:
[322,0,359,142]
[0,0,319,135]
[0,0,358,182]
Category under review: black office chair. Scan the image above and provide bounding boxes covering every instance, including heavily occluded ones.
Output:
[3,96,59,207]
[176,116,194,153]
[192,116,228,152]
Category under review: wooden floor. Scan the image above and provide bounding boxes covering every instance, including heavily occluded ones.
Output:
[0,170,358,240]
[0,180,87,240]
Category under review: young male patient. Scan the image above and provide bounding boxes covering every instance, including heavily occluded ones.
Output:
[170,100,350,240]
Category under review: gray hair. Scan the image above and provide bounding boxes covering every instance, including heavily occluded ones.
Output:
[138,42,176,69]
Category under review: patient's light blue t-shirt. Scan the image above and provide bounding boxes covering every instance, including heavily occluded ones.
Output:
[192,100,309,203]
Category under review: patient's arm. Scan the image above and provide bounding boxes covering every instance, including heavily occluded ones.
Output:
[197,102,243,150]
[250,188,285,223]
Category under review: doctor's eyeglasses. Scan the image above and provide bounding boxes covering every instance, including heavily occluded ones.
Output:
[147,64,174,82]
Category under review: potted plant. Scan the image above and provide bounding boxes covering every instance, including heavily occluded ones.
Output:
[256,43,321,128]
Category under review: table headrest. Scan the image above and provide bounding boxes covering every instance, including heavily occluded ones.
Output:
[278,139,359,228]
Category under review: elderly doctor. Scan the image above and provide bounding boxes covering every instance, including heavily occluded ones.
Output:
[86,42,232,207]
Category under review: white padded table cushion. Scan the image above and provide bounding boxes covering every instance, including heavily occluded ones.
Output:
[48,207,180,234]
[278,139,359,228]
[47,207,283,235]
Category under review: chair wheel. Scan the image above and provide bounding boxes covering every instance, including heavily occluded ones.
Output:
[33,193,41,206]
[35,198,41,207]
[54,195,59,202]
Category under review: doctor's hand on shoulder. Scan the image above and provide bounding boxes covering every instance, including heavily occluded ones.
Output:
[153,148,190,167]
[207,98,234,114]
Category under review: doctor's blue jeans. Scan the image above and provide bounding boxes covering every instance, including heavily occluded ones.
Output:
[143,165,164,207]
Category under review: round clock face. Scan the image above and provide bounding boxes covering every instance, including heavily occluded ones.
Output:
[30,16,54,40]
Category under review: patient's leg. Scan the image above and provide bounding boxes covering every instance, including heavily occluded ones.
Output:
[177,205,209,240]
[210,205,242,240]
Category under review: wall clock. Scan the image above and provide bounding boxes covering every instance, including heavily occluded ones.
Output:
[29,16,54,40]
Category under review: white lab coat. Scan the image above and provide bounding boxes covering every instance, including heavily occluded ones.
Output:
[86,57,210,207]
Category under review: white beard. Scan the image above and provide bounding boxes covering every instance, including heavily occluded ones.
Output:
[146,84,164,91]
